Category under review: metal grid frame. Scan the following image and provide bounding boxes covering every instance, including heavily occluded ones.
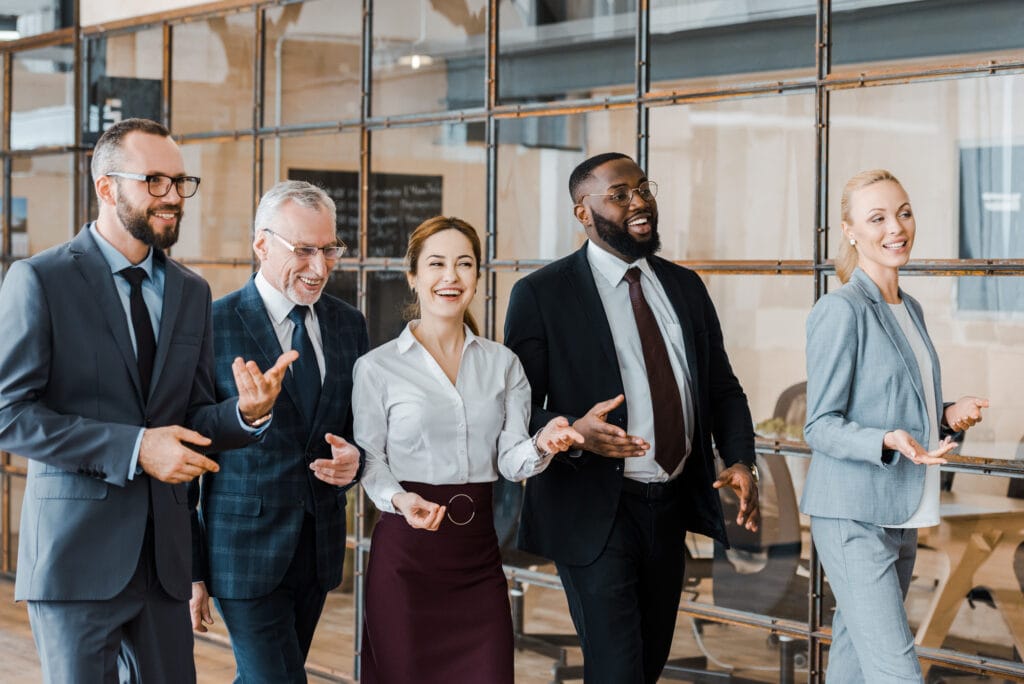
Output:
[0,1,1022,681]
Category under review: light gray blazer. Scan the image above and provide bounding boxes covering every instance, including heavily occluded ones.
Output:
[800,267,958,525]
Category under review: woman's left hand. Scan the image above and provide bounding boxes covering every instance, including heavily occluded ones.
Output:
[536,417,584,456]
[944,396,990,432]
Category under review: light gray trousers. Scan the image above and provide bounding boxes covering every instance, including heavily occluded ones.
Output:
[811,516,923,684]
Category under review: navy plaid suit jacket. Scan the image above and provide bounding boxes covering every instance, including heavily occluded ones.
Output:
[189,277,369,598]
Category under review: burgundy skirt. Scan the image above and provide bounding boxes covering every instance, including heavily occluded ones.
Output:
[361,481,514,684]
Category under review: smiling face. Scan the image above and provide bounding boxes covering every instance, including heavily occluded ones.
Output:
[843,179,916,278]
[407,228,479,326]
[574,157,660,262]
[108,132,187,250]
[254,199,339,306]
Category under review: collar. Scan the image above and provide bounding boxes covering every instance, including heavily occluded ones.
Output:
[586,239,653,287]
[88,223,154,278]
[396,320,479,354]
[850,266,904,304]
[254,270,308,326]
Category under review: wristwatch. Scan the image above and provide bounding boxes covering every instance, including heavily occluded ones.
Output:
[740,461,760,485]
[532,431,552,458]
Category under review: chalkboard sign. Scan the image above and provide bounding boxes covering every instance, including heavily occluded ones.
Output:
[287,169,443,259]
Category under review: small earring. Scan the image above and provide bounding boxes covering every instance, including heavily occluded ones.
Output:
[849,238,857,246]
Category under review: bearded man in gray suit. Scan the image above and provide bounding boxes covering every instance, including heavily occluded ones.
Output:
[0,118,294,683]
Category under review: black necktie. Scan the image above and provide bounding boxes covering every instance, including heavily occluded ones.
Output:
[623,267,685,475]
[288,306,321,425]
[119,267,157,401]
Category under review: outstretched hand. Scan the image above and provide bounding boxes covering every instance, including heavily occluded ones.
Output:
[712,464,760,532]
[884,430,957,465]
[535,417,584,455]
[311,433,360,486]
[572,395,649,459]
[138,426,216,483]
[233,350,298,423]
[944,396,989,432]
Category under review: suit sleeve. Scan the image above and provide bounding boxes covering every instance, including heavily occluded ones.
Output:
[0,260,139,485]
[182,284,254,454]
[504,276,579,434]
[698,277,755,468]
[803,294,889,466]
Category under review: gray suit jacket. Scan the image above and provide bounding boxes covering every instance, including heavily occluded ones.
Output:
[800,268,958,525]
[0,227,254,602]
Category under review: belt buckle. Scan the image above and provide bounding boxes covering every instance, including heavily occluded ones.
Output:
[446,493,476,526]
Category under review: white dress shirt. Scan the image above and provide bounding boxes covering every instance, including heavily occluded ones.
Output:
[885,301,940,528]
[254,271,325,382]
[587,241,695,483]
[353,322,551,513]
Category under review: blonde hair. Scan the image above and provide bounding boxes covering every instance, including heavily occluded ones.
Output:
[404,216,482,335]
[836,169,902,283]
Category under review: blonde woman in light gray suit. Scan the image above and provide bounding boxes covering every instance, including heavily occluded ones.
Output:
[801,169,989,683]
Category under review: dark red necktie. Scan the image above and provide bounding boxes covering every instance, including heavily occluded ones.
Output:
[623,267,684,475]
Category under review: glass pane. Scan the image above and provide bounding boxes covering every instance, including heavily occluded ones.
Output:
[186,265,253,301]
[369,124,486,258]
[11,46,75,149]
[372,0,486,116]
[83,29,164,145]
[264,0,362,126]
[650,94,815,261]
[171,13,255,134]
[649,0,815,91]
[11,154,74,255]
[366,270,409,347]
[498,0,635,104]
[325,269,359,311]
[832,0,1024,72]
[173,140,254,262]
[496,110,636,260]
[828,74,1024,262]
[261,132,361,257]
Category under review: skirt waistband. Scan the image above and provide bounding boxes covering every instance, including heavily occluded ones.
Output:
[397,481,495,535]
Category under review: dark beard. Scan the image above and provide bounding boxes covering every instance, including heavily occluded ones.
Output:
[592,210,660,261]
[117,202,181,251]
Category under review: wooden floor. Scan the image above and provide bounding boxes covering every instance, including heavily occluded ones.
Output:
[0,571,801,683]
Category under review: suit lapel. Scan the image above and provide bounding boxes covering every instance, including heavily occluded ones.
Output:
[852,270,927,411]
[235,278,284,373]
[69,229,145,405]
[149,251,182,399]
[309,298,342,439]
[564,245,620,372]
[649,257,699,393]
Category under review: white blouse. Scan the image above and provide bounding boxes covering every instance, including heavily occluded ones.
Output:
[353,322,551,514]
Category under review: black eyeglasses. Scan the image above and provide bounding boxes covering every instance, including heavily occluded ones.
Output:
[106,172,201,199]
[585,180,658,207]
[263,229,347,260]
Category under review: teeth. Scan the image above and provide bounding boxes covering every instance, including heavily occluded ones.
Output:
[435,289,461,296]
[299,277,320,286]
[628,217,647,226]
[885,241,906,249]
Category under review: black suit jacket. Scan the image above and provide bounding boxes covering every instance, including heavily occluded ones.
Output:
[504,243,754,566]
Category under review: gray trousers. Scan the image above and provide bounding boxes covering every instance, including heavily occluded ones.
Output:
[26,526,194,684]
[811,516,923,684]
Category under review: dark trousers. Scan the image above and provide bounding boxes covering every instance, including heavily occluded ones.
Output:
[28,520,195,684]
[557,485,686,684]
[215,514,328,684]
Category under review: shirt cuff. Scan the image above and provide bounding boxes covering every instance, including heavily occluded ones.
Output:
[127,428,145,480]
[236,404,272,435]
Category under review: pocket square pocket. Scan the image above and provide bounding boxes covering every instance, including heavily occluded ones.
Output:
[33,473,109,500]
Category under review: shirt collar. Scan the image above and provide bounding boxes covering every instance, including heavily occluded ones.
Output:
[89,223,155,279]
[396,320,480,354]
[254,270,306,326]
[586,239,653,287]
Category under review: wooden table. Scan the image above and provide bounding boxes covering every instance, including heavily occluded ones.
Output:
[915,491,1024,656]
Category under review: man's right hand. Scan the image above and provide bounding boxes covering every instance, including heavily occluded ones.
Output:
[572,395,649,459]
[138,426,218,483]
[190,581,214,633]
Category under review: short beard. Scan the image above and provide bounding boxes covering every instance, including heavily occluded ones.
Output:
[118,202,181,251]
[592,211,660,261]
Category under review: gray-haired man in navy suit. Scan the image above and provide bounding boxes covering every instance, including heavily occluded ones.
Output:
[189,180,369,683]
[0,118,293,683]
